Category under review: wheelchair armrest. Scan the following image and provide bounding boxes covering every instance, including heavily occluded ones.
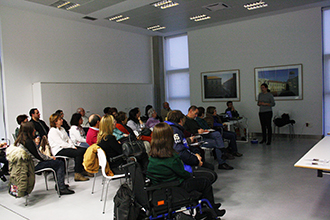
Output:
[145,180,181,191]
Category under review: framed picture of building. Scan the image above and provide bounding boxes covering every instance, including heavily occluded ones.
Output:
[254,64,303,100]
[201,69,240,102]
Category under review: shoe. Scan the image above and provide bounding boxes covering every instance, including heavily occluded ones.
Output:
[55,184,70,191]
[59,188,75,195]
[222,152,235,160]
[233,152,243,157]
[215,209,226,217]
[259,140,266,144]
[218,163,234,170]
[241,137,247,141]
[81,171,94,177]
[266,142,271,145]
[214,203,222,209]
[74,173,89,181]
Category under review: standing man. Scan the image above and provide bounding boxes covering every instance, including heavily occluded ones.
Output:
[29,108,49,138]
[161,102,171,121]
[77,107,90,128]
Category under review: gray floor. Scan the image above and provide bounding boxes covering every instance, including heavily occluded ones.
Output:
[1,136,330,220]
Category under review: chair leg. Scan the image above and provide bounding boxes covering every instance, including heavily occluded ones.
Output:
[64,158,69,184]
[100,176,105,201]
[52,170,61,198]
[92,173,97,194]
[25,194,29,206]
[43,172,49,190]
[102,180,111,214]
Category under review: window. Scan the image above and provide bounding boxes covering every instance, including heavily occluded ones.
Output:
[164,34,190,114]
[323,8,330,135]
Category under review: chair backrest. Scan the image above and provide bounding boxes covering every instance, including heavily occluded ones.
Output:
[97,148,108,177]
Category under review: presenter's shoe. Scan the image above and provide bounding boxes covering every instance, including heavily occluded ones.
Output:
[259,139,266,144]
[74,173,89,181]
[218,163,234,170]
[233,152,243,157]
[266,141,271,145]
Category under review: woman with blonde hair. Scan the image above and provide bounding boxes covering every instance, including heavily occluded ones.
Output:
[48,113,90,182]
[97,114,125,174]
[147,122,225,218]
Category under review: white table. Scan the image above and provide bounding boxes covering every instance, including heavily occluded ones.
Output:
[223,118,248,142]
[294,136,330,177]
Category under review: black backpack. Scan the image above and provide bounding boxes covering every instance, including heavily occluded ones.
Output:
[113,183,140,220]
[273,113,295,127]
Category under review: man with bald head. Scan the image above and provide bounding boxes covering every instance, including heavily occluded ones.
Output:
[161,102,171,121]
[77,107,90,128]
[86,114,101,146]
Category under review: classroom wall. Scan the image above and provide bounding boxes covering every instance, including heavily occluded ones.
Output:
[188,7,323,136]
[0,5,153,138]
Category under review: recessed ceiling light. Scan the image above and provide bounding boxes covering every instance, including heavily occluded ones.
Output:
[107,15,130,23]
[190,14,211,22]
[147,25,166,31]
[152,0,179,10]
[244,1,268,10]
[51,1,80,11]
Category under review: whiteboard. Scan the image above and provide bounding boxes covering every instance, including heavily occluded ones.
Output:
[32,82,154,123]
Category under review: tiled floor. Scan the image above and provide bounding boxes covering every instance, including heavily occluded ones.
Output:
[1,136,330,220]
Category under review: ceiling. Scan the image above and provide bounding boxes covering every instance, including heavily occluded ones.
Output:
[0,0,330,36]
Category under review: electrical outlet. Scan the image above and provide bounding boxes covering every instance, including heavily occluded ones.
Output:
[305,122,309,127]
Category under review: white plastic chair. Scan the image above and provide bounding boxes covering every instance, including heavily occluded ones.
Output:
[26,167,61,206]
[97,148,125,214]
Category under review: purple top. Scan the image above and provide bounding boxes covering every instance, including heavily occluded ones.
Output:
[145,117,160,129]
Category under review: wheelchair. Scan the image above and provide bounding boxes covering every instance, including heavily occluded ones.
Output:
[125,161,218,220]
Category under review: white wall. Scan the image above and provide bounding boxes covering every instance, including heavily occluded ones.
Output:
[188,7,323,135]
[0,5,153,138]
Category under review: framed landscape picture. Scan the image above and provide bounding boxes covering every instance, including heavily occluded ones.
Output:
[255,64,303,100]
[201,69,240,102]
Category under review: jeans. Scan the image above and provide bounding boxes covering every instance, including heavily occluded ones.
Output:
[222,130,238,153]
[35,159,66,190]
[259,111,273,142]
[202,131,225,164]
[56,147,86,173]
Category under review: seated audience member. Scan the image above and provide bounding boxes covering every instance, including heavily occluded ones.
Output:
[140,105,152,123]
[103,107,111,115]
[145,108,160,129]
[166,110,217,183]
[109,107,118,118]
[184,105,233,170]
[160,102,171,121]
[0,143,9,177]
[15,114,29,139]
[116,111,151,154]
[206,106,243,157]
[69,113,89,148]
[16,122,74,195]
[97,114,126,174]
[225,101,240,118]
[29,108,49,138]
[127,107,151,142]
[224,101,246,140]
[147,123,225,218]
[77,107,90,128]
[55,110,70,133]
[86,114,101,146]
[48,113,91,181]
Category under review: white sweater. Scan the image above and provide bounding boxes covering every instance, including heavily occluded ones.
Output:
[69,125,87,146]
[48,127,75,156]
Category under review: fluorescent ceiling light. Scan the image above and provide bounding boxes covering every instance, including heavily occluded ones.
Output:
[244,1,268,10]
[190,14,211,22]
[147,25,166,31]
[152,0,179,10]
[108,15,130,23]
[51,1,80,10]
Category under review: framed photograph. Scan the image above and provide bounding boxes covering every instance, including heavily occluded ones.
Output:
[201,69,240,102]
[255,64,303,100]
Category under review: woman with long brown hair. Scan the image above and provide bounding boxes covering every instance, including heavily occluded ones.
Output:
[147,122,225,218]
[15,122,74,195]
